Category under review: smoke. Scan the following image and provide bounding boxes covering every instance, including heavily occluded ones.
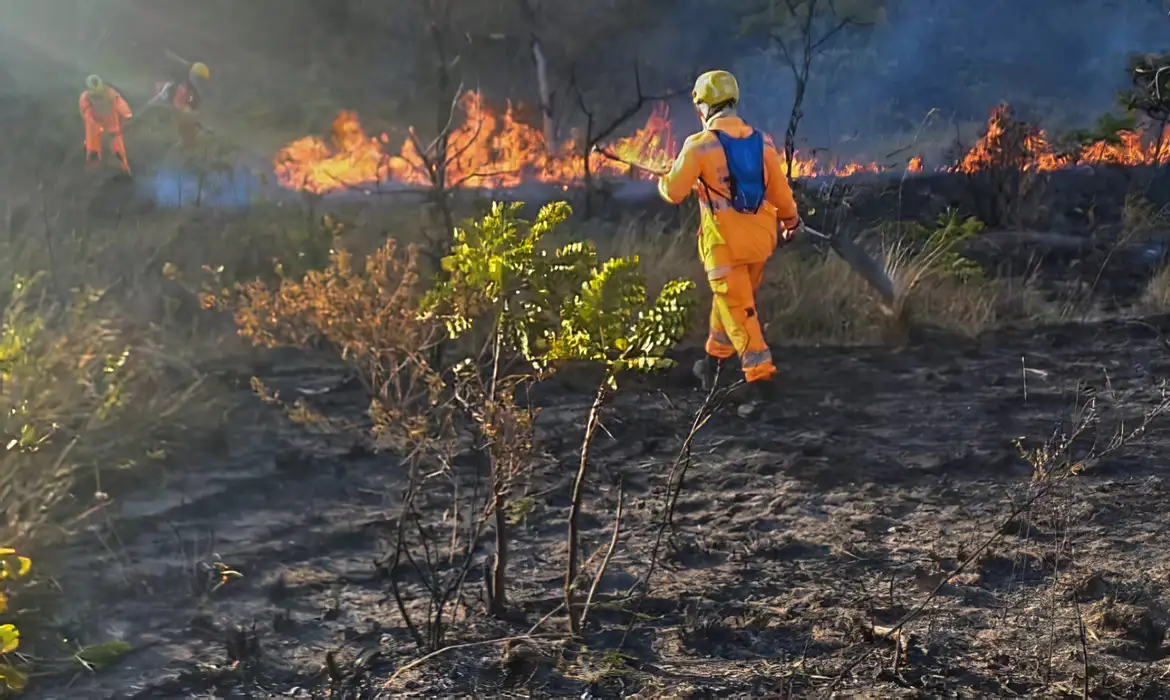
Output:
[730,0,1169,159]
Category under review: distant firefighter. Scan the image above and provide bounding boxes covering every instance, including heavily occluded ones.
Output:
[149,59,210,149]
[79,75,133,174]
[150,60,209,112]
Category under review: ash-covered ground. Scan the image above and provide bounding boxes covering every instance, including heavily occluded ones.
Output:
[31,313,1170,698]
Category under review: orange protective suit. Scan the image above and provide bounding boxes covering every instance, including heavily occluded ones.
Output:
[657,115,800,383]
[153,79,202,149]
[80,87,133,173]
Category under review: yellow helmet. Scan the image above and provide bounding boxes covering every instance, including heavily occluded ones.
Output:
[85,74,104,92]
[190,62,210,80]
[692,70,739,109]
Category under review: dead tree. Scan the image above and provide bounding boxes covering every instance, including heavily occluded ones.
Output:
[517,0,557,147]
[419,0,461,263]
[570,64,688,218]
[754,0,880,176]
[1124,52,1170,164]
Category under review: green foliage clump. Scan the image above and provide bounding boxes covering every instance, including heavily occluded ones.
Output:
[421,201,695,622]
[0,547,32,692]
[1123,53,1170,121]
[1053,111,1138,163]
[422,201,696,386]
[900,208,986,282]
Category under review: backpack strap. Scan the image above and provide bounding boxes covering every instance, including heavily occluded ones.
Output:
[697,130,730,206]
[698,129,768,209]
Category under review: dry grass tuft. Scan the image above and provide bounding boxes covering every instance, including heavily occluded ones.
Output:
[1121,193,1170,244]
[612,210,1050,346]
[1141,265,1170,312]
[0,193,349,546]
[0,273,222,545]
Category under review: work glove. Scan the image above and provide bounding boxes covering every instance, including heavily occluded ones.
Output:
[779,218,803,243]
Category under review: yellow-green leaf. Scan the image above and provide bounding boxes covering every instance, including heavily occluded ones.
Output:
[0,556,31,579]
[0,663,27,690]
[76,640,132,669]
[0,625,20,654]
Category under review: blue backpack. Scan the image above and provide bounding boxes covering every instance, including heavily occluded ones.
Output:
[711,129,767,214]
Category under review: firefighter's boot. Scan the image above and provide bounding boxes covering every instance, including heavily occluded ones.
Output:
[693,355,723,393]
[736,378,778,419]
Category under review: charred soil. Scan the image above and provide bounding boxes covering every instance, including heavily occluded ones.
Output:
[26,314,1170,699]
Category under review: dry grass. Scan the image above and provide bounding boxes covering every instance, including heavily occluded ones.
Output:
[580,212,1052,347]
[1121,193,1170,244]
[1141,265,1170,312]
[0,276,210,544]
[0,184,345,547]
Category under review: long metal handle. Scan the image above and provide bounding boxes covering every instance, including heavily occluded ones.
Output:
[797,223,831,240]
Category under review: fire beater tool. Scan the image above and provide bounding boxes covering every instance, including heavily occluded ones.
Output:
[591,145,670,175]
[797,224,896,305]
[591,146,896,305]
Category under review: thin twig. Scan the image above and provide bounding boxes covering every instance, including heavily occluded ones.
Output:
[618,371,741,649]
[384,633,564,688]
[823,392,1170,694]
[580,478,624,628]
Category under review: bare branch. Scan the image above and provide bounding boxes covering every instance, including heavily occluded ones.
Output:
[385,633,564,688]
[580,478,624,629]
[809,18,850,53]
[587,65,689,148]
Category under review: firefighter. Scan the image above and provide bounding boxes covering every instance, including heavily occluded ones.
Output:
[79,75,133,174]
[656,70,803,417]
[148,60,210,149]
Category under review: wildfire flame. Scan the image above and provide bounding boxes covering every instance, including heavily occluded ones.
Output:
[954,103,1170,174]
[276,92,678,194]
[274,95,1170,195]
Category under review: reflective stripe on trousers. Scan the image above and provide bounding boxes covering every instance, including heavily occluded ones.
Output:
[741,348,773,369]
[706,261,777,382]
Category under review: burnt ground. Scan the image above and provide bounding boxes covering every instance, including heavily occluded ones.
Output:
[19,312,1170,699]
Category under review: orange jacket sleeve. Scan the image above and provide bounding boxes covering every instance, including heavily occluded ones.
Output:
[112,91,132,120]
[657,134,704,204]
[763,138,800,229]
[79,93,93,120]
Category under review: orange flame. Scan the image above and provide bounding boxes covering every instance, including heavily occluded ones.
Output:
[275,92,679,194]
[274,95,1170,194]
[953,103,1170,174]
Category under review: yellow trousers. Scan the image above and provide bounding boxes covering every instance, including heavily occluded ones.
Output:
[704,262,776,383]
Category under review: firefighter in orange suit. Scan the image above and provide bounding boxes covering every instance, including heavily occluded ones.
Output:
[80,75,133,174]
[149,61,210,149]
[656,70,802,416]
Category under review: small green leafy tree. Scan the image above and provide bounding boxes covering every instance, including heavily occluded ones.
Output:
[544,259,693,636]
[421,201,695,632]
[900,208,986,283]
[880,208,987,322]
[1122,52,1170,162]
[420,200,584,616]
